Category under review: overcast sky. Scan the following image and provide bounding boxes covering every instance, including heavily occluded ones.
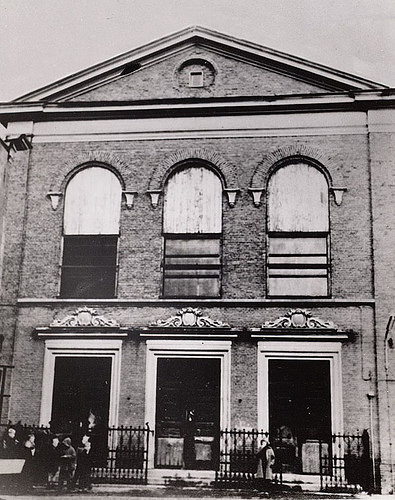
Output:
[0,0,394,101]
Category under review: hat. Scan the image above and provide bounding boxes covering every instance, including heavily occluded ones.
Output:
[62,437,72,446]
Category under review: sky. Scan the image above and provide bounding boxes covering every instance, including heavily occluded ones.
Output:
[0,0,394,101]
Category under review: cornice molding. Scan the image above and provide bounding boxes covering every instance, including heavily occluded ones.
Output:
[17,297,375,307]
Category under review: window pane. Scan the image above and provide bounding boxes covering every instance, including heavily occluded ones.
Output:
[269,236,327,254]
[163,236,221,297]
[267,235,328,297]
[60,236,117,298]
[163,278,220,298]
[268,277,328,297]
[60,267,117,298]
[189,71,203,87]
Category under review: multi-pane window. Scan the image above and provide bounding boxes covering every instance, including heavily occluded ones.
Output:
[267,163,329,297]
[60,166,122,298]
[163,165,222,297]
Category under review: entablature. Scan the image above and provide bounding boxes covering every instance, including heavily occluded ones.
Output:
[32,306,352,342]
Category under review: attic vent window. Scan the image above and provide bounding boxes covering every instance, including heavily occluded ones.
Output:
[177,58,215,90]
[189,70,204,88]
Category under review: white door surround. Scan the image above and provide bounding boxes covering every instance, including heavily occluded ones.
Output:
[145,339,231,468]
[257,340,343,435]
[40,339,122,427]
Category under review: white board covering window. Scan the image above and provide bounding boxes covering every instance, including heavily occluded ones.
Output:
[267,163,329,297]
[64,166,122,235]
[61,166,122,298]
[163,166,222,297]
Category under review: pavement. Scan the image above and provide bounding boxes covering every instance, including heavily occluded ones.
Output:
[0,484,393,500]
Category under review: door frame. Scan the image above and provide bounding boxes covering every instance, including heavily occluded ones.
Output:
[257,341,343,435]
[40,339,122,428]
[145,340,231,469]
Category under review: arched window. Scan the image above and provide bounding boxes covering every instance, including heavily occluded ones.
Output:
[163,165,222,297]
[60,166,122,298]
[267,163,329,297]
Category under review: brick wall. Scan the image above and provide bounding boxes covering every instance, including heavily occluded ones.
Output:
[370,111,395,493]
[72,47,327,102]
[17,133,373,300]
[9,304,375,434]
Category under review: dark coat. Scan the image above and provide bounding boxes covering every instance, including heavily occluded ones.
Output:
[2,433,22,458]
[59,439,77,472]
[46,443,62,474]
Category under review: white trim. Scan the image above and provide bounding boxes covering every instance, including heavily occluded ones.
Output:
[40,339,122,427]
[368,109,395,133]
[145,339,231,468]
[29,110,367,143]
[33,111,366,142]
[257,341,343,435]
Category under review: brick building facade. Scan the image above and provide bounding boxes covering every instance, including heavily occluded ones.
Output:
[0,27,394,493]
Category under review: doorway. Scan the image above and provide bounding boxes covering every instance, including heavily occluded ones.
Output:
[155,358,220,470]
[269,359,331,473]
[51,356,111,459]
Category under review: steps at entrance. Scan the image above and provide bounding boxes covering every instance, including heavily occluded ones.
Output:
[281,473,321,491]
[149,468,216,486]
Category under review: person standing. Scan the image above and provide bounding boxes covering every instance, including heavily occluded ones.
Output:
[1,427,21,458]
[58,437,77,490]
[21,433,37,490]
[46,435,61,489]
[183,409,196,469]
[255,435,275,492]
[75,435,93,491]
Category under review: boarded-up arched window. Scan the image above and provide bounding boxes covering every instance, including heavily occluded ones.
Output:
[163,165,222,297]
[267,163,329,297]
[60,166,122,298]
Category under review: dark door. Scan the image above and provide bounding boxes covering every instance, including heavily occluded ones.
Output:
[155,358,220,470]
[269,359,331,474]
[51,357,111,460]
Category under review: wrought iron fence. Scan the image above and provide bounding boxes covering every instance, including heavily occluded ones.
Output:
[0,422,153,485]
[215,428,281,487]
[1,422,374,491]
[215,428,374,493]
[91,424,152,483]
[320,430,373,493]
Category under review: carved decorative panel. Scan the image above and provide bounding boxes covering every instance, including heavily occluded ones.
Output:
[151,308,230,328]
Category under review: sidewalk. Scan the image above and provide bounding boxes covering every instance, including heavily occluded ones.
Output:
[1,483,392,500]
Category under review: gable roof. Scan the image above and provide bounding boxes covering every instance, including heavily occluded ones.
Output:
[14,26,387,103]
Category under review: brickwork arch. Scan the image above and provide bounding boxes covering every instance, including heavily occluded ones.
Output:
[52,152,128,192]
[148,149,238,190]
[250,145,339,189]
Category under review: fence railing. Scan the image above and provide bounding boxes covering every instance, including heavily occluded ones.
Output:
[0,422,153,485]
[91,425,152,484]
[215,428,374,493]
[215,428,280,487]
[1,423,374,491]
[320,430,373,493]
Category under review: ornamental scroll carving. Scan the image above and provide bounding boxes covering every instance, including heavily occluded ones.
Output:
[50,307,119,328]
[262,309,337,330]
[151,308,230,328]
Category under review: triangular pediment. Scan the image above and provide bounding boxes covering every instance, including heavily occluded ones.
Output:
[14,26,385,103]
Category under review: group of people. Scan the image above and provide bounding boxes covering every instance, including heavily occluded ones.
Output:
[1,426,93,491]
